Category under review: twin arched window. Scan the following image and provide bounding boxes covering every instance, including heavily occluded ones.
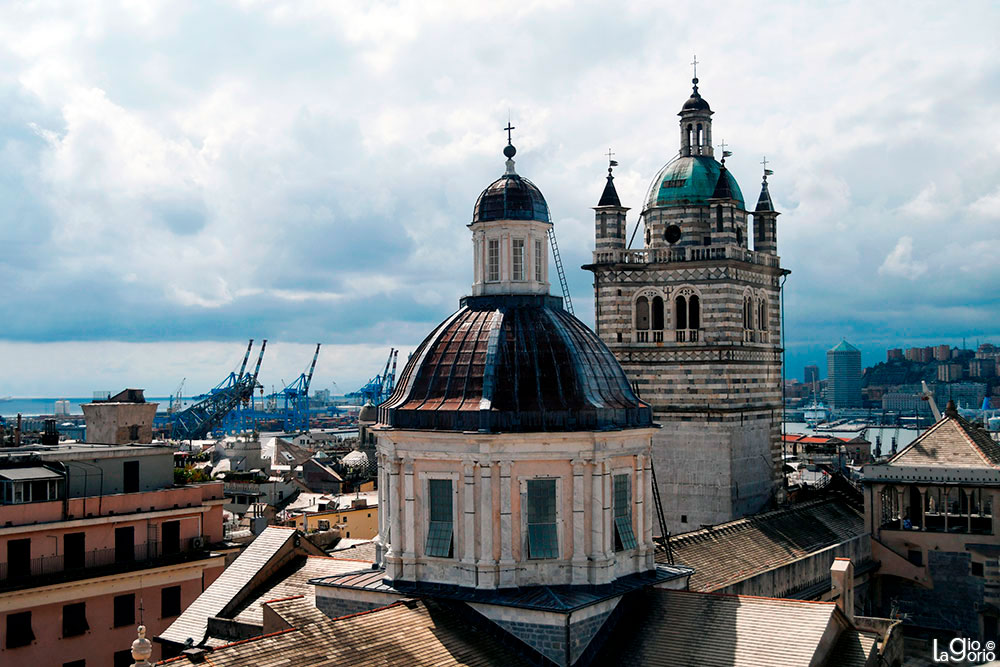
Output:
[635,295,665,342]
[635,289,700,343]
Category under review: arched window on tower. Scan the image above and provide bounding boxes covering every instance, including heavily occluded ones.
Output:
[674,295,687,341]
[716,206,723,232]
[758,297,768,342]
[652,296,664,342]
[689,295,700,334]
[696,124,703,154]
[743,296,754,342]
[600,213,606,238]
[686,124,693,152]
[635,296,650,342]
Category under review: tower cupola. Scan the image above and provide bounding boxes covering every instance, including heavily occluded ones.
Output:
[594,153,629,251]
[752,159,779,255]
[470,127,552,297]
[678,60,713,158]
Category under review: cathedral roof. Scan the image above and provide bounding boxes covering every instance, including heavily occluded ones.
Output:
[380,294,653,433]
[646,155,744,210]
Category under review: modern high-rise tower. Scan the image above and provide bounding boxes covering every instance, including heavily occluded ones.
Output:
[827,340,862,409]
[584,74,789,534]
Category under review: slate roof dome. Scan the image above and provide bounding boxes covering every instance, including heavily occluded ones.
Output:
[646,155,744,210]
[473,173,550,223]
[681,78,711,112]
[380,294,653,433]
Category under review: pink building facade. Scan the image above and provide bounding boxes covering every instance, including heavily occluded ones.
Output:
[0,444,226,667]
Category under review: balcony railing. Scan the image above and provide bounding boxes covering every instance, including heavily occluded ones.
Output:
[0,536,207,587]
[675,329,699,343]
[743,330,771,343]
[593,245,781,269]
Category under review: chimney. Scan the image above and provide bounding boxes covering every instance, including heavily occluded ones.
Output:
[14,413,21,447]
[830,558,855,622]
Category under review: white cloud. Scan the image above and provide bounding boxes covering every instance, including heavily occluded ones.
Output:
[0,1,998,393]
[878,236,927,280]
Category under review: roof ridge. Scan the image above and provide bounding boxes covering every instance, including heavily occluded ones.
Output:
[663,588,837,606]
[263,594,306,605]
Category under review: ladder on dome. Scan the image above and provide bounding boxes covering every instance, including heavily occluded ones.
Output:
[650,460,674,564]
[547,226,574,315]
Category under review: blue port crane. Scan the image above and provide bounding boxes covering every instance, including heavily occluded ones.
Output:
[347,348,399,405]
[167,339,266,440]
[273,344,321,433]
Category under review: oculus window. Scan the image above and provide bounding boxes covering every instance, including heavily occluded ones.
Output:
[526,479,558,559]
[425,479,454,558]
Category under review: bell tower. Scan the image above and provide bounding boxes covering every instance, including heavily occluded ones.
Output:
[584,71,789,534]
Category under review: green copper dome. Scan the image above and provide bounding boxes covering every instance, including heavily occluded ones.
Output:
[645,156,744,210]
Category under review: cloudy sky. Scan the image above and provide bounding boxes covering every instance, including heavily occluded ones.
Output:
[1,0,998,397]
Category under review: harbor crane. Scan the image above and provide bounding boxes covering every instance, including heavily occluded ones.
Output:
[921,380,942,422]
[348,348,399,405]
[167,339,267,440]
[272,344,321,433]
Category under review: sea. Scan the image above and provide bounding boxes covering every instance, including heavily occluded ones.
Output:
[0,397,178,418]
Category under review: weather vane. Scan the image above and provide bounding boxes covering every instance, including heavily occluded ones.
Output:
[761,155,773,179]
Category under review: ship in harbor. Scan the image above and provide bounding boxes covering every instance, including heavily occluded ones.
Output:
[803,400,830,427]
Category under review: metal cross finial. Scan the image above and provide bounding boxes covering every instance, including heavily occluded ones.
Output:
[718,139,728,154]
[760,155,769,171]
[691,55,699,79]
[606,148,615,162]
[504,121,515,145]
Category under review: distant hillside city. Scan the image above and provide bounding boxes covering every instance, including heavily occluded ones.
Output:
[788,341,1000,421]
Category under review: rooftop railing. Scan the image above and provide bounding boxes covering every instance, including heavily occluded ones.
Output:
[593,245,781,269]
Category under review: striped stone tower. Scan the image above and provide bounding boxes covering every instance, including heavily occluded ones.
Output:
[583,74,789,534]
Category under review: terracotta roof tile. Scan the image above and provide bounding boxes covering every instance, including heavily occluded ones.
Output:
[595,588,838,666]
[660,498,864,592]
[159,598,535,666]
[889,414,1000,469]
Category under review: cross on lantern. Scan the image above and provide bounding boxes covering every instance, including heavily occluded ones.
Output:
[504,122,515,144]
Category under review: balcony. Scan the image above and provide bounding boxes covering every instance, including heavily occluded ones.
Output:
[592,245,781,269]
[0,536,215,591]
[743,330,771,344]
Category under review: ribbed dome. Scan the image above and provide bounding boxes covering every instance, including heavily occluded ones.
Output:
[681,93,711,112]
[473,174,550,223]
[380,294,652,433]
[646,156,744,210]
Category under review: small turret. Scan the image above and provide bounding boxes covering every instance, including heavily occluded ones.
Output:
[595,154,628,250]
[707,148,746,248]
[678,57,713,157]
[752,159,779,255]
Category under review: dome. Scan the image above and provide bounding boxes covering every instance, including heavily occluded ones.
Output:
[473,173,550,223]
[358,400,377,423]
[380,294,652,433]
[681,93,711,112]
[645,155,744,210]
